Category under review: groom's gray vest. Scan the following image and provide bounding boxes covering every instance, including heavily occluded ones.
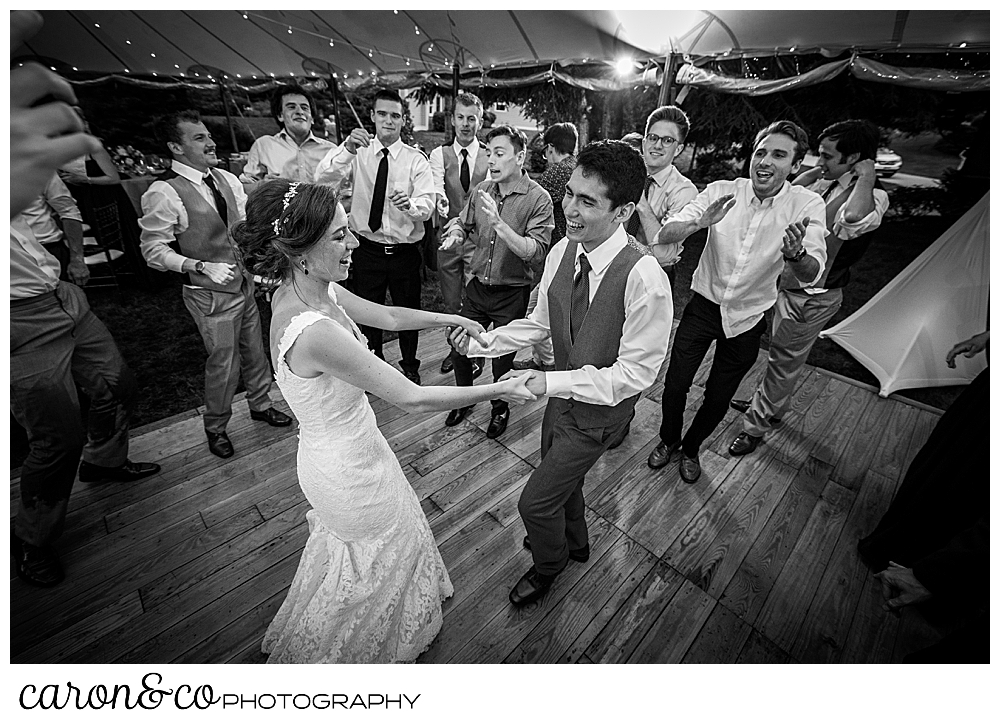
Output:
[546,238,646,429]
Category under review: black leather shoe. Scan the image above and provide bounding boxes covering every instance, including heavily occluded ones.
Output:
[250,407,293,427]
[729,432,762,456]
[403,369,422,385]
[79,459,161,483]
[523,535,590,563]
[647,439,681,469]
[509,566,558,607]
[730,399,782,425]
[445,406,473,427]
[207,431,235,459]
[440,356,454,374]
[471,357,484,380]
[679,453,701,483]
[486,408,509,439]
[12,534,64,587]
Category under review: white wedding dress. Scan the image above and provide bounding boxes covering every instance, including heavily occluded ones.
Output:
[261,298,453,664]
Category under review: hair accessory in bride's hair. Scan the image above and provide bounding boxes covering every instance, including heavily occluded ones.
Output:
[272,182,302,236]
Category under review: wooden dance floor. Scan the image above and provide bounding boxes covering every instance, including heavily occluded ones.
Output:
[11,326,946,664]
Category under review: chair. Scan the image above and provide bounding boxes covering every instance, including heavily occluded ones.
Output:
[82,201,130,294]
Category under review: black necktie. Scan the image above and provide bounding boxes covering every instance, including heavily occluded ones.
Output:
[625,175,655,237]
[204,172,228,223]
[821,181,840,201]
[369,148,389,232]
[460,148,470,193]
[570,253,591,344]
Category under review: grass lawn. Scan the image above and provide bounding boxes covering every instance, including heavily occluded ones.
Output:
[10,213,964,468]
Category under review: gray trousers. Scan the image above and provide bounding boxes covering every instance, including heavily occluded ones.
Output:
[518,398,632,576]
[11,282,136,545]
[182,278,274,434]
[743,288,843,437]
[436,236,476,315]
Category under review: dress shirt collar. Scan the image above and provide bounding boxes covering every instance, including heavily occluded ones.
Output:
[650,163,679,188]
[276,128,327,147]
[742,177,791,208]
[172,159,212,185]
[495,169,532,198]
[580,224,629,274]
[372,136,405,159]
[831,171,854,192]
[452,138,480,162]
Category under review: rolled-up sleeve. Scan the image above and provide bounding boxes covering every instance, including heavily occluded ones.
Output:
[800,195,829,285]
[429,146,449,218]
[138,182,188,273]
[405,154,435,221]
[43,175,83,222]
[314,144,353,187]
[521,189,554,265]
[832,190,889,240]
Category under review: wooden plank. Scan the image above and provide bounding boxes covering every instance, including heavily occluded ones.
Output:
[409,429,505,477]
[429,468,530,546]
[139,501,310,610]
[752,479,855,652]
[429,450,530,512]
[66,522,309,664]
[201,467,299,528]
[830,395,895,488]
[173,589,287,664]
[506,539,655,664]
[447,513,624,664]
[867,402,918,481]
[791,470,898,663]
[839,571,900,664]
[583,559,685,664]
[624,578,716,663]
[810,382,874,469]
[720,457,831,620]
[680,601,753,664]
[735,628,791,664]
[13,591,143,665]
[770,376,852,469]
[436,515,525,616]
[410,438,510,500]
[681,456,799,598]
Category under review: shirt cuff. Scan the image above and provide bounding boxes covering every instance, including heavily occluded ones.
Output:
[544,370,575,399]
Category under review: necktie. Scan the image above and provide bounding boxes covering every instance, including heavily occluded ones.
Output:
[624,175,655,237]
[204,172,228,223]
[368,148,389,232]
[570,253,591,344]
[460,148,471,193]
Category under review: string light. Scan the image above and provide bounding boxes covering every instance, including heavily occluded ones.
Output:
[94,23,100,28]
[174,64,180,68]
[405,58,410,66]
[329,39,334,47]
[150,53,156,58]
[242,13,248,19]
[415,26,420,35]
[369,49,373,57]
[126,40,132,45]
[72,66,78,71]
[287,26,292,34]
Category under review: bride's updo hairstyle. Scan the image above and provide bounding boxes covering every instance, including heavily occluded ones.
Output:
[233,179,340,281]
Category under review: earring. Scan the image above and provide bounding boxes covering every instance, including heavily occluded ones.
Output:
[300,259,309,275]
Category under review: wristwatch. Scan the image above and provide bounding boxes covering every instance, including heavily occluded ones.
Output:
[783,246,807,263]
[194,260,206,274]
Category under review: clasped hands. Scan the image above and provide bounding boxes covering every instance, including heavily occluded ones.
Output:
[447,323,544,403]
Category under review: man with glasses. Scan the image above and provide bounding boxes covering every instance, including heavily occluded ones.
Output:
[626,106,698,287]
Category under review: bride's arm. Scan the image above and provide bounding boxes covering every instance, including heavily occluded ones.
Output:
[331,282,484,340]
[287,317,534,412]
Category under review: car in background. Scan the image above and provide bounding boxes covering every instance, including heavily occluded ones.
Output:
[875,147,903,177]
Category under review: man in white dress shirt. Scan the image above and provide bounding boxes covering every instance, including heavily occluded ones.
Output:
[451,140,673,606]
[239,84,334,186]
[139,110,290,459]
[428,92,488,374]
[728,119,890,456]
[647,120,827,483]
[315,89,435,383]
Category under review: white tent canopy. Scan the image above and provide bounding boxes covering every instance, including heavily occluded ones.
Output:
[820,193,990,397]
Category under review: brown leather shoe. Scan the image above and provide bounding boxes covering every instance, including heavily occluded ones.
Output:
[250,407,293,427]
[12,534,64,587]
[679,453,701,483]
[729,432,762,456]
[509,566,558,607]
[647,439,681,469]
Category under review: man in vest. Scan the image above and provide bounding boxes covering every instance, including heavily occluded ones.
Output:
[450,140,673,606]
[429,92,489,375]
[140,110,291,460]
[728,119,890,456]
[440,125,554,440]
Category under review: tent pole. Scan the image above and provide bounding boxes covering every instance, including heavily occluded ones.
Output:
[329,74,344,144]
[219,81,239,152]
[658,53,679,106]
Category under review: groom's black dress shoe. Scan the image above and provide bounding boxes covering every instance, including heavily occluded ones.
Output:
[250,407,293,427]
[12,533,64,587]
[445,406,473,427]
[486,408,509,439]
[522,535,590,563]
[207,431,235,459]
[509,566,558,607]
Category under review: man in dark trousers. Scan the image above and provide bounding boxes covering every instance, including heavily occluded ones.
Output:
[450,140,673,606]
[315,88,435,383]
[140,110,291,459]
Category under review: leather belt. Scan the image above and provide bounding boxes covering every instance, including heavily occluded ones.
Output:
[355,233,399,255]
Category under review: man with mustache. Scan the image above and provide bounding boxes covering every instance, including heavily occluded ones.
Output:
[140,110,291,459]
[647,120,827,483]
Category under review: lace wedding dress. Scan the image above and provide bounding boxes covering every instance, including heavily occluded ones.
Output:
[261,299,453,664]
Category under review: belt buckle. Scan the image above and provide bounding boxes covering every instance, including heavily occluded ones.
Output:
[383,244,395,255]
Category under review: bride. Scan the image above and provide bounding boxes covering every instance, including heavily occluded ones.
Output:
[233,180,534,663]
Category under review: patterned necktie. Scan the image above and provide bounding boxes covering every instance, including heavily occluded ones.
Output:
[368,148,389,232]
[203,172,228,223]
[570,252,591,344]
[460,148,470,193]
[624,175,655,237]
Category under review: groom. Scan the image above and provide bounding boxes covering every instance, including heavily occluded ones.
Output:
[450,140,673,606]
